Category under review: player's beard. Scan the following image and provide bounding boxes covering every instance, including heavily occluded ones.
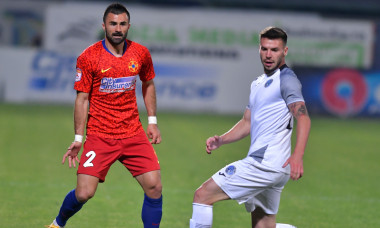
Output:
[261,55,284,76]
[106,30,128,46]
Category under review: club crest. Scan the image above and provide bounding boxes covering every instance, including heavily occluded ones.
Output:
[265,79,273,88]
[128,60,139,73]
[225,165,236,175]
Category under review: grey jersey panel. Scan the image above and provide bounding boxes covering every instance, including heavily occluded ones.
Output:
[280,67,304,105]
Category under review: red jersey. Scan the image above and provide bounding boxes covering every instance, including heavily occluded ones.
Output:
[74,39,155,139]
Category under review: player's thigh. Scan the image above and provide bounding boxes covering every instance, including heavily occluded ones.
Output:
[244,173,289,214]
[77,135,120,182]
[211,159,260,200]
[119,131,160,177]
[75,174,100,202]
[212,159,287,204]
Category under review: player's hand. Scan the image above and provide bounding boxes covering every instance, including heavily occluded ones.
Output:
[282,153,304,180]
[62,141,82,168]
[206,135,223,154]
[147,124,161,144]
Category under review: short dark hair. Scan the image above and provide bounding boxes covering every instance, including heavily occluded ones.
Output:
[259,27,287,45]
[103,3,130,23]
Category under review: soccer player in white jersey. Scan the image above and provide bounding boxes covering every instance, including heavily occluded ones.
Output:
[189,26,311,228]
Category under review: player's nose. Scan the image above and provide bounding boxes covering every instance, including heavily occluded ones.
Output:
[265,50,272,58]
[115,24,121,31]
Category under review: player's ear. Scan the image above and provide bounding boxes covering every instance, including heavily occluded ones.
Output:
[284,46,288,56]
[102,23,105,32]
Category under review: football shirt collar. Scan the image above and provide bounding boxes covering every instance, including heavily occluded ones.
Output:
[102,39,127,56]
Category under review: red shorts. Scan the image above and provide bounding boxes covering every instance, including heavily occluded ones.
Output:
[77,130,160,182]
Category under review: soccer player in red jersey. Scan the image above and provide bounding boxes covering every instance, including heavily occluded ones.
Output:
[46,3,163,228]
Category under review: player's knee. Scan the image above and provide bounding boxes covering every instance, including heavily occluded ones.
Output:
[152,181,162,195]
[144,181,162,198]
[193,184,222,205]
[193,186,206,203]
[75,188,96,203]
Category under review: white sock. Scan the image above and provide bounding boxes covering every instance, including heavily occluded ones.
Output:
[276,223,297,228]
[53,219,64,227]
[190,203,213,228]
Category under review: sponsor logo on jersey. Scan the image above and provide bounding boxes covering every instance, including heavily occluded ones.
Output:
[265,79,273,88]
[225,165,236,175]
[75,68,82,82]
[101,67,112,73]
[254,75,266,86]
[100,76,137,93]
[128,60,139,73]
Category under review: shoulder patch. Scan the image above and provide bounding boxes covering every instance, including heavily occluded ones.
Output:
[75,68,82,82]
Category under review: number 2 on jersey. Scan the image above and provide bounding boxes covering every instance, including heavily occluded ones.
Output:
[83,151,96,167]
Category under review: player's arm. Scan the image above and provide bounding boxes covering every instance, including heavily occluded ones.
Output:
[283,101,311,180]
[142,79,161,144]
[74,91,89,136]
[206,108,251,154]
[63,91,89,168]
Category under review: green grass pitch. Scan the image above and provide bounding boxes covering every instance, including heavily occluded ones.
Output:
[0,103,379,227]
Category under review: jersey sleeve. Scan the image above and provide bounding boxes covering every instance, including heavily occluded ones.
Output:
[280,69,304,105]
[138,48,155,82]
[74,53,94,93]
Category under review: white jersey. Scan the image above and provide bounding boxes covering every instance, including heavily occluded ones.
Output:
[247,65,304,174]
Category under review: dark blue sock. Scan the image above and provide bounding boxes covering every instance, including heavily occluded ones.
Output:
[56,189,84,227]
[141,194,163,228]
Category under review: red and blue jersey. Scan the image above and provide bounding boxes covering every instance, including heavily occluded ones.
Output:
[74,39,155,139]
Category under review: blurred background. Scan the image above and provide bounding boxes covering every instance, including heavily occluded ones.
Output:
[0,1,379,227]
[0,0,380,117]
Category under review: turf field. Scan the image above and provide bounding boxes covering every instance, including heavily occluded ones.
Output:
[0,103,379,228]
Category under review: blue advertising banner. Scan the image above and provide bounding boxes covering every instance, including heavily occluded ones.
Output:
[296,67,380,117]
